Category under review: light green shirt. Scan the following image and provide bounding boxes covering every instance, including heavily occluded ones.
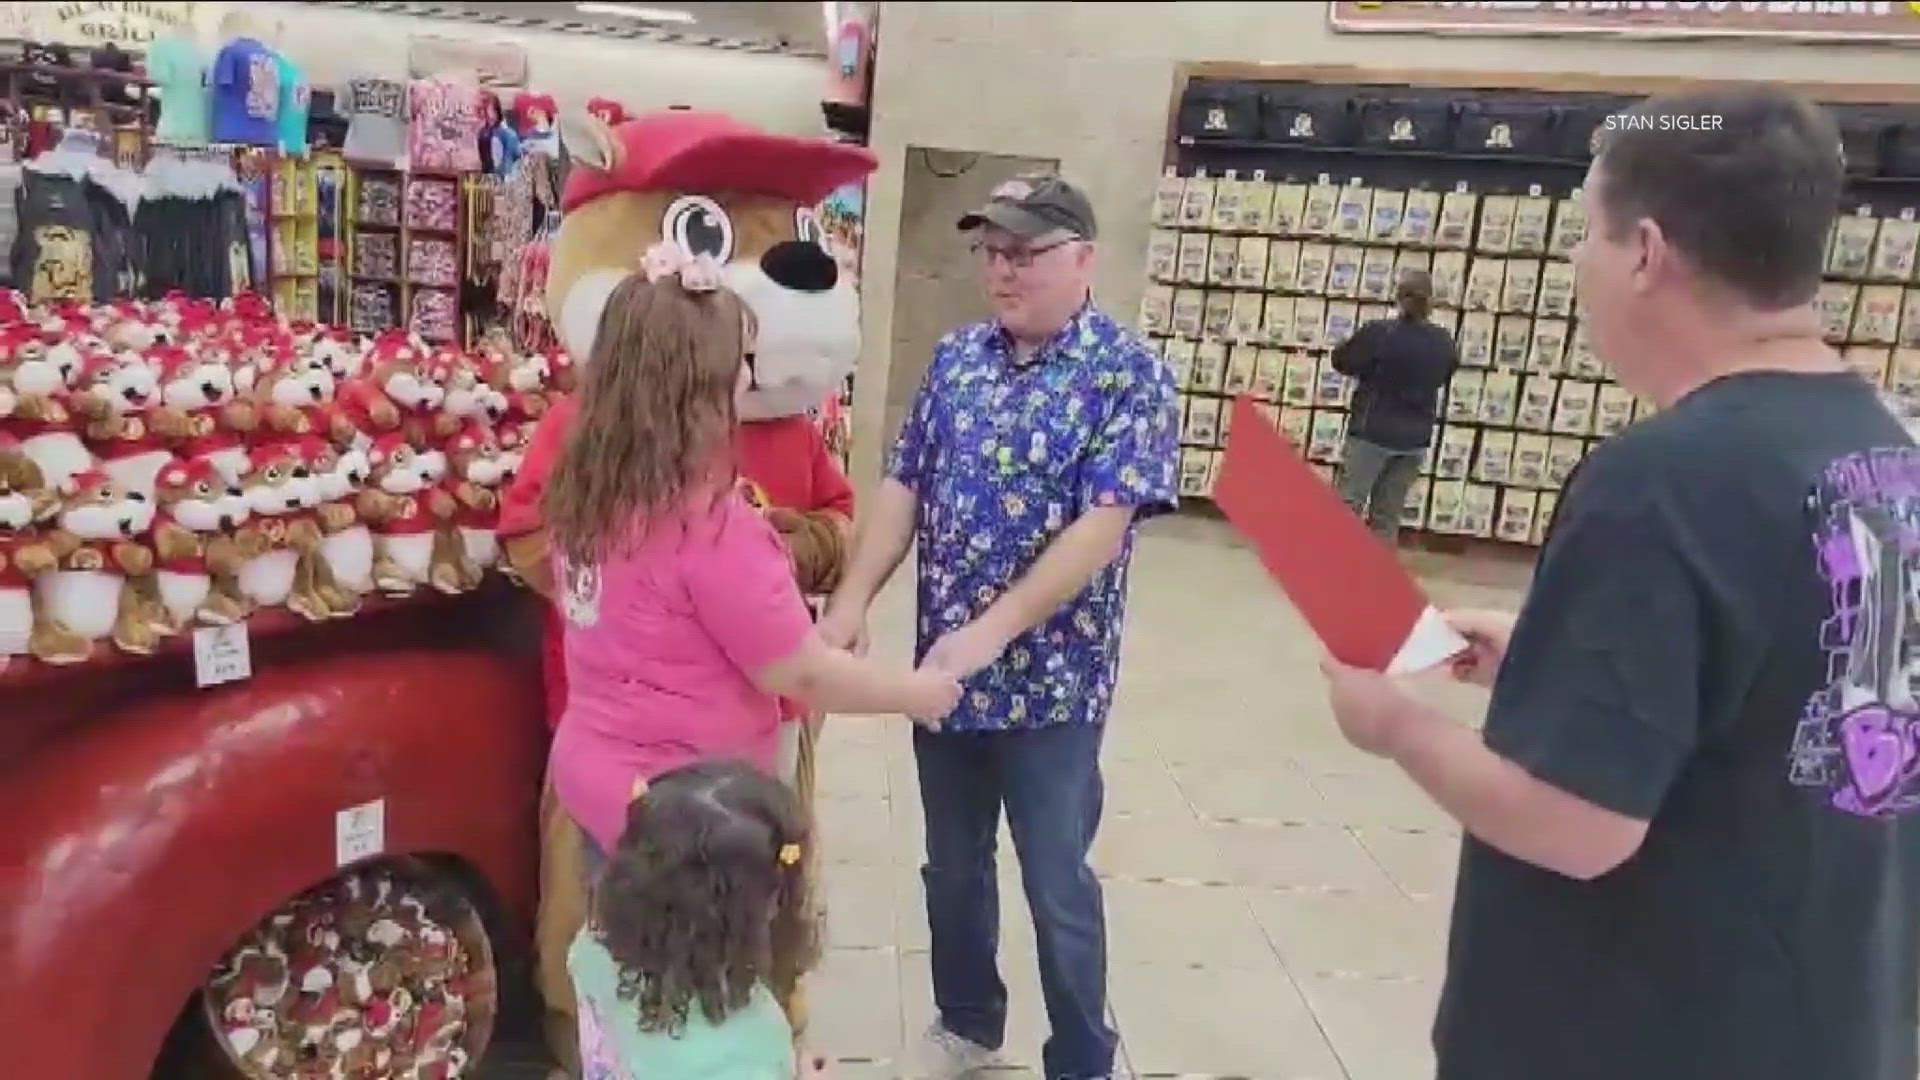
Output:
[568,928,794,1080]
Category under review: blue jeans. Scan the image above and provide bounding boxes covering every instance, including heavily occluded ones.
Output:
[913,723,1113,1080]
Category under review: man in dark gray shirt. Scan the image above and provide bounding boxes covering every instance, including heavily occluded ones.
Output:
[1322,85,1920,1080]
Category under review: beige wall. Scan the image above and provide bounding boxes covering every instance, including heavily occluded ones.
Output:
[850,0,1920,493]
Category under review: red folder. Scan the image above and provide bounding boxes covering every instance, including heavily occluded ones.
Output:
[1213,396,1465,673]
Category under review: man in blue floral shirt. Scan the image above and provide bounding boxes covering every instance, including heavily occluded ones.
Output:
[822,175,1178,1080]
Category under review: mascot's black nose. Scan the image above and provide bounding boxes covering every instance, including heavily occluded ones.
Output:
[761,241,838,294]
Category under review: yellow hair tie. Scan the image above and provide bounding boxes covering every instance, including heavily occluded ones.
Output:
[777,843,802,866]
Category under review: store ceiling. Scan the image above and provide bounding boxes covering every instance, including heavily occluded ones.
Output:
[335,1,830,54]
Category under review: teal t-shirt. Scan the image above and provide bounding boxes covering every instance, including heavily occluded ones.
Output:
[568,928,794,1080]
[275,53,310,156]
[147,36,209,145]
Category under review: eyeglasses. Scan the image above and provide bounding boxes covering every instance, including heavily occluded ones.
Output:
[970,237,1073,269]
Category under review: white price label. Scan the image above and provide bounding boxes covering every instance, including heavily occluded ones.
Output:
[192,624,251,688]
[335,799,386,868]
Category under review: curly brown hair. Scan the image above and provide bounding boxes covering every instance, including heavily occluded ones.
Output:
[542,274,749,567]
[592,760,819,1034]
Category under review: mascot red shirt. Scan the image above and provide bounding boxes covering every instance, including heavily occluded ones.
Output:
[498,110,876,723]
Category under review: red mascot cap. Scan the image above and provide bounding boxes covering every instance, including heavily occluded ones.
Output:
[561,110,877,214]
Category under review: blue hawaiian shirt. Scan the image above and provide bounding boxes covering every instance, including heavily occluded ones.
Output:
[888,302,1179,731]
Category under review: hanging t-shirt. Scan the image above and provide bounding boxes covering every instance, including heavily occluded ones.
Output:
[407,79,482,175]
[209,37,280,146]
[146,35,209,145]
[274,52,310,157]
[341,77,408,168]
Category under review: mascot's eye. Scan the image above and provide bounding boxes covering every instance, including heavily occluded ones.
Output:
[194,481,212,497]
[662,195,734,263]
[794,208,828,250]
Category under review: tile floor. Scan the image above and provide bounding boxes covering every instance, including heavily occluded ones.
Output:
[799,515,1531,1079]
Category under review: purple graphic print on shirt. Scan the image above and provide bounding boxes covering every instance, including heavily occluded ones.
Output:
[1790,447,1920,817]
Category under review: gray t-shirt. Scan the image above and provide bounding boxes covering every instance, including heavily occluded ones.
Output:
[341,77,407,167]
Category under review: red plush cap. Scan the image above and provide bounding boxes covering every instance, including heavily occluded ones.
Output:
[65,468,110,495]
[514,91,557,133]
[586,96,629,126]
[159,457,220,489]
[561,110,877,212]
[368,432,409,463]
[293,435,332,464]
[249,443,299,472]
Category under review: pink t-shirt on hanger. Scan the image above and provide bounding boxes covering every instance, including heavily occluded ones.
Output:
[549,486,814,853]
[407,78,483,174]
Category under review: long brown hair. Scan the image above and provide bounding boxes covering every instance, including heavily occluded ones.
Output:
[593,760,819,1033]
[543,274,747,566]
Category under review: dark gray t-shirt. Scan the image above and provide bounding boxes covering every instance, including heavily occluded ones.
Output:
[1437,371,1920,1080]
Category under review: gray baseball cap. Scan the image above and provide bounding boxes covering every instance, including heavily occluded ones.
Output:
[957,174,1097,241]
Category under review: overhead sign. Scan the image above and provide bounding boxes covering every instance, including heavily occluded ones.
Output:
[1328,1,1920,42]
[4,2,200,47]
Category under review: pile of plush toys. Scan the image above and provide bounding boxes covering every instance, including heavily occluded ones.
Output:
[0,288,572,666]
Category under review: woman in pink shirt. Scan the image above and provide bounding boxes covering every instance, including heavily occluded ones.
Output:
[541,257,958,859]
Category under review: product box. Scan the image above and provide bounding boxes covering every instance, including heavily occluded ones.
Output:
[1209,174,1244,232]
[1494,316,1534,371]
[1458,312,1497,368]
[1206,450,1226,495]
[1179,174,1217,229]
[1551,379,1597,436]
[1359,247,1399,301]
[1202,291,1236,339]
[1401,477,1431,530]
[1427,479,1467,534]
[1324,301,1360,349]
[1446,369,1487,423]
[1828,213,1880,279]
[1420,442,1438,477]
[1146,229,1180,281]
[1191,339,1230,394]
[1437,189,1478,249]
[1516,374,1557,431]
[1495,488,1539,544]
[1360,303,1394,327]
[1430,250,1469,307]
[1481,370,1520,426]
[1303,181,1340,236]
[1370,188,1406,242]
[1476,195,1518,254]
[1871,216,1920,282]
[1295,243,1333,296]
[1307,410,1348,461]
[1511,434,1550,488]
[1534,491,1560,546]
[1892,349,1920,413]
[1152,171,1187,228]
[1435,427,1478,480]
[1178,447,1212,496]
[1217,394,1236,446]
[1315,361,1352,408]
[1281,350,1318,406]
[1262,295,1297,347]
[1223,344,1261,395]
[1252,348,1286,400]
[1279,406,1313,448]
[1844,345,1894,387]
[1819,282,1861,343]
[1536,261,1576,318]
[1855,285,1905,345]
[1170,289,1205,339]
[1400,189,1441,245]
[1241,175,1278,234]
[1565,324,1604,379]
[1185,395,1223,445]
[1254,400,1281,427]
[1512,195,1553,256]
[1332,183,1372,241]
[1138,284,1173,335]
[1528,317,1569,374]
[1176,232,1211,285]
[1501,259,1542,314]
[1163,338,1199,389]
[1431,307,1461,338]
[1463,257,1505,312]
[1327,245,1365,298]
[1545,436,1587,488]
[1293,297,1327,349]
[1462,484,1499,538]
[1394,248,1432,287]
[1594,384,1638,437]
[1207,234,1239,287]
[1270,183,1308,236]
[1265,240,1301,293]
[1547,191,1587,256]
[1902,290,1920,350]
[1473,429,1516,484]
[1230,290,1266,343]
[1234,236,1272,289]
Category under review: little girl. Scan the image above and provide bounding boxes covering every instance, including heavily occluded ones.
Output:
[541,256,958,863]
[571,760,824,1078]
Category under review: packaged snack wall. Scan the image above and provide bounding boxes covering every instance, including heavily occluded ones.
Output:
[346,168,468,343]
[1148,73,1920,548]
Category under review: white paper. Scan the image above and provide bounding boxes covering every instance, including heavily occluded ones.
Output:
[192,623,252,688]
[1387,605,1471,675]
[336,799,386,868]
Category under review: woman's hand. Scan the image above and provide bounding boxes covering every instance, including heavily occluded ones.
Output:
[904,665,961,729]
[1444,608,1517,689]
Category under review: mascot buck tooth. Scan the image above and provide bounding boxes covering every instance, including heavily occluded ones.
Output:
[512,108,876,1068]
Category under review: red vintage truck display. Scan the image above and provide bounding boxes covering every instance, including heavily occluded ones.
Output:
[0,294,553,1078]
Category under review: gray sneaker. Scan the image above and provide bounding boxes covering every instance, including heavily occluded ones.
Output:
[917,1023,1001,1078]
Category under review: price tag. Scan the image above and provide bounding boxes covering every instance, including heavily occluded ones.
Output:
[336,799,386,868]
[192,624,251,688]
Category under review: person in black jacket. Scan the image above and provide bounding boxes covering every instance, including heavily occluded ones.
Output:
[1331,269,1457,542]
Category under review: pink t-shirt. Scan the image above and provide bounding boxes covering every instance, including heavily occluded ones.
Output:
[550,489,813,853]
